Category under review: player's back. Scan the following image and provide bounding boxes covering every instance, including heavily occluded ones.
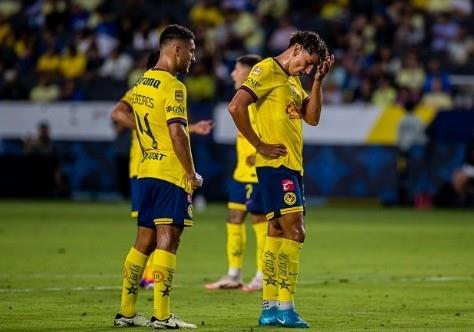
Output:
[132,68,191,192]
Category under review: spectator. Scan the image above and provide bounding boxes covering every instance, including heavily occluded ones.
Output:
[99,46,133,80]
[29,75,60,103]
[371,76,397,109]
[396,52,425,92]
[36,45,60,76]
[420,78,453,110]
[59,44,87,79]
[267,17,297,54]
[132,21,159,51]
[423,58,451,92]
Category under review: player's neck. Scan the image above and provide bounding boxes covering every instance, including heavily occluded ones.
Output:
[154,58,178,76]
[274,49,292,75]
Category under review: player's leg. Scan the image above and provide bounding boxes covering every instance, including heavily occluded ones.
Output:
[205,180,248,290]
[114,178,156,327]
[273,174,309,328]
[150,180,196,329]
[242,182,266,292]
[129,176,155,290]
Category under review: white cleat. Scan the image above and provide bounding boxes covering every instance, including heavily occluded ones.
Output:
[241,274,262,292]
[204,275,242,290]
[114,312,150,327]
[150,314,197,329]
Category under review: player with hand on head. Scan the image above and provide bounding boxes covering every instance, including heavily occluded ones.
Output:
[228,31,333,328]
[205,54,267,292]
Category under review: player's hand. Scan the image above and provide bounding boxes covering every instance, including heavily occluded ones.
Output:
[189,120,214,135]
[315,54,334,82]
[256,142,287,159]
[187,172,203,190]
[246,154,256,166]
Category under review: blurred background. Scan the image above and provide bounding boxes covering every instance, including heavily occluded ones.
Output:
[1,0,473,208]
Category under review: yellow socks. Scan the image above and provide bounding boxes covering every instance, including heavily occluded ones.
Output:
[227,223,246,272]
[142,251,155,282]
[119,247,148,317]
[277,238,303,305]
[153,249,177,320]
[262,236,282,303]
[252,222,267,273]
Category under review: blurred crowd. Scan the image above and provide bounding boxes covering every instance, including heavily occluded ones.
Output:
[1,0,473,111]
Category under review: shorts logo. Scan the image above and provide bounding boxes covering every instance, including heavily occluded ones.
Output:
[284,192,297,206]
[153,271,165,283]
[187,204,193,217]
[281,179,295,192]
[175,90,183,102]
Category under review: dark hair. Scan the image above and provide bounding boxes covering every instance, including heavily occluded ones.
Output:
[289,31,328,59]
[236,54,262,68]
[146,50,160,69]
[159,24,195,47]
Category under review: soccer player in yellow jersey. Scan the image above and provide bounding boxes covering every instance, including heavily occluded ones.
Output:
[205,54,268,292]
[229,31,334,328]
[113,24,203,329]
[112,51,213,291]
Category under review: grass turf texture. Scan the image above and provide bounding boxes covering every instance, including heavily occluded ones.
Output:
[0,201,473,331]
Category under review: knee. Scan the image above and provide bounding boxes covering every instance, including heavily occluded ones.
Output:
[134,241,155,255]
[156,233,181,254]
[228,209,245,224]
[288,226,305,243]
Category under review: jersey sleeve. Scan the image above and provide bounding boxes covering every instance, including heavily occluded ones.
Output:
[164,82,188,126]
[240,60,274,102]
[120,88,134,108]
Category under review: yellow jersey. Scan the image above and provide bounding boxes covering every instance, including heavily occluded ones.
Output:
[240,58,308,174]
[233,104,258,183]
[120,89,141,178]
[131,69,192,193]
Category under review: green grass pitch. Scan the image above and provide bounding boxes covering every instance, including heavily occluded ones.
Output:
[0,201,473,331]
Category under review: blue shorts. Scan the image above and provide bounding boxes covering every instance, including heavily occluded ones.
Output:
[256,166,305,220]
[227,179,264,215]
[130,177,139,218]
[137,178,193,229]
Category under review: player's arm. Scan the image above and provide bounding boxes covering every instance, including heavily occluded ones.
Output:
[189,120,213,135]
[111,101,136,129]
[168,122,202,189]
[301,55,334,126]
[229,89,287,159]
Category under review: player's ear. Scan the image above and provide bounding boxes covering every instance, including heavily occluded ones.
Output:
[293,44,301,57]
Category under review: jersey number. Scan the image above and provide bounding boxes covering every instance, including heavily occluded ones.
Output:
[245,184,253,200]
[135,112,158,149]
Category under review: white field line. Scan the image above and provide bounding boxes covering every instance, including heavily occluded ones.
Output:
[0,275,473,293]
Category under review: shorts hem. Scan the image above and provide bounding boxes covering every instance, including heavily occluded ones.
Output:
[265,206,304,221]
[228,202,247,211]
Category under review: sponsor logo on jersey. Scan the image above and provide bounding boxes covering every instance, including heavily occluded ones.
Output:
[175,90,183,102]
[252,66,262,75]
[285,102,301,119]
